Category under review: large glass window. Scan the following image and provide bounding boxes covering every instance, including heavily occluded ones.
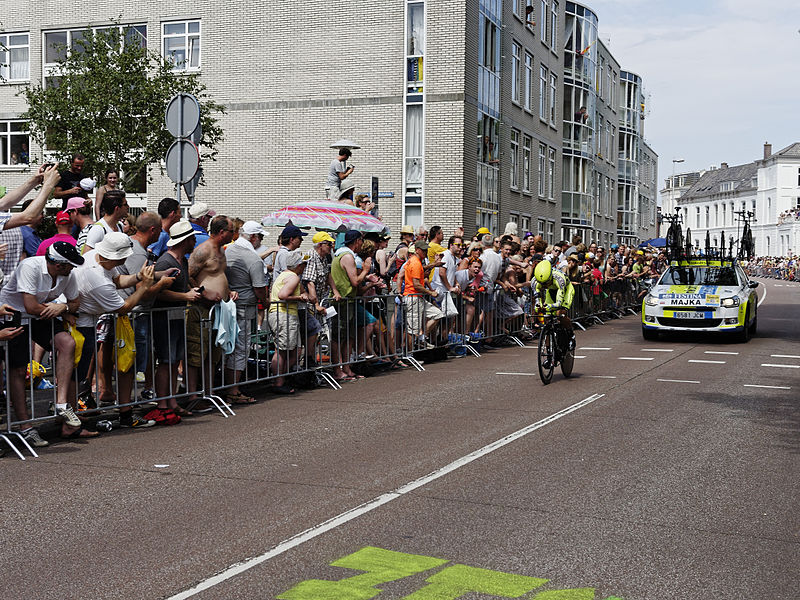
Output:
[510,129,520,189]
[539,65,547,120]
[538,144,546,197]
[407,1,425,93]
[540,0,547,41]
[524,53,533,111]
[548,147,556,200]
[549,73,557,125]
[522,136,532,193]
[511,42,520,104]
[550,1,558,51]
[0,120,29,166]
[0,33,30,81]
[405,104,424,186]
[162,20,201,72]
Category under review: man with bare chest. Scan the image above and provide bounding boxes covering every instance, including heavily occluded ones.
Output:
[186,215,238,405]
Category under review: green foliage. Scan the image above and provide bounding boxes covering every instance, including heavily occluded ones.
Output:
[19,23,224,190]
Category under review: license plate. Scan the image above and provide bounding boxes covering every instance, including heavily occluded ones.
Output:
[671,311,706,319]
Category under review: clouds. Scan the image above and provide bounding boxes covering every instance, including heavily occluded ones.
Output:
[588,0,800,193]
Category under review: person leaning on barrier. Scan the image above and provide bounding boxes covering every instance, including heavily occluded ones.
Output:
[268,249,311,394]
[329,230,368,381]
[403,239,443,347]
[75,232,174,428]
[301,231,341,368]
[185,215,238,408]
[0,242,92,446]
[151,221,201,417]
[223,220,267,404]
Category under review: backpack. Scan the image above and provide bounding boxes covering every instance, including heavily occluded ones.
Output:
[143,407,181,426]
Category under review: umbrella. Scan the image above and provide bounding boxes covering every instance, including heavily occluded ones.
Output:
[262,200,388,234]
[329,139,361,149]
[639,237,666,248]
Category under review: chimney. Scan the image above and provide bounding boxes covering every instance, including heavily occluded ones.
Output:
[720,162,728,169]
[764,142,772,159]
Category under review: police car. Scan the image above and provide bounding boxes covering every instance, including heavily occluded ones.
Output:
[641,258,759,342]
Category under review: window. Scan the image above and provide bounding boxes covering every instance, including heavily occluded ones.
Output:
[521,215,531,232]
[407,1,425,93]
[548,147,556,200]
[540,0,547,41]
[513,0,524,19]
[0,33,29,81]
[511,42,521,104]
[696,206,701,228]
[524,52,533,111]
[510,129,520,189]
[797,168,800,186]
[162,20,201,71]
[719,181,734,192]
[538,143,546,197]
[0,120,29,165]
[550,1,558,51]
[522,135,532,192]
[549,73,557,125]
[539,65,547,120]
[547,221,555,243]
[537,218,546,238]
[705,206,710,228]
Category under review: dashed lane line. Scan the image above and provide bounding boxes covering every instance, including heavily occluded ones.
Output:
[583,375,618,379]
[619,357,654,361]
[641,348,673,352]
[688,359,726,364]
[744,384,792,390]
[579,347,611,350]
[705,351,739,355]
[165,393,606,599]
[771,354,800,359]
[657,379,700,384]
[761,363,800,369]
[495,372,536,376]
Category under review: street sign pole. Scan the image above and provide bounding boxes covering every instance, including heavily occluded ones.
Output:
[164,93,201,207]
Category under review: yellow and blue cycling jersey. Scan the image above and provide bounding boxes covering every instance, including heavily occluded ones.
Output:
[535,269,575,311]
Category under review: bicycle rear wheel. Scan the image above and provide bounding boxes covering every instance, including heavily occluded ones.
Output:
[538,327,555,385]
[560,332,575,377]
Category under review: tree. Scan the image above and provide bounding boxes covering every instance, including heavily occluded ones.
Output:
[19,23,225,191]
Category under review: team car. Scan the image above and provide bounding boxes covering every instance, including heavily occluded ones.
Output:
[641,258,759,342]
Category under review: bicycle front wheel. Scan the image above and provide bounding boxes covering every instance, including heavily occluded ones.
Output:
[538,327,555,385]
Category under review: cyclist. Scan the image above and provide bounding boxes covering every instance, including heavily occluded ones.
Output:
[534,260,575,362]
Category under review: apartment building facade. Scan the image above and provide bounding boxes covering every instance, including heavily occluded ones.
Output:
[1,0,658,244]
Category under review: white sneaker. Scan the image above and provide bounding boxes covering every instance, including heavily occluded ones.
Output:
[57,405,81,428]
[136,371,146,383]
[23,428,49,448]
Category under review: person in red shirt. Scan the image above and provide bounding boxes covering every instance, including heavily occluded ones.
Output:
[36,211,77,256]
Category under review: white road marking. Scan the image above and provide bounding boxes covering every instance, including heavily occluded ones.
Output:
[496,372,536,376]
[744,384,792,390]
[165,394,606,600]
[761,364,800,369]
[579,347,611,350]
[774,284,783,287]
[688,359,726,364]
[584,375,617,379]
[758,285,767,307]
[657,378,700,384]
[574,355,587,359]
[771,354,800,359]
[619,357,655,361]
[641,348,673,352]
[704,351,739,355]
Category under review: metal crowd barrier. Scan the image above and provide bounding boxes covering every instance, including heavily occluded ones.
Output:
[1,279,643,461]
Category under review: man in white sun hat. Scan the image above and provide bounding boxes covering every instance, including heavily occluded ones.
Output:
[75,232,174,428]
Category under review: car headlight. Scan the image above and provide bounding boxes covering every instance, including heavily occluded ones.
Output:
[721,296,740,308]
[644,294,659,307]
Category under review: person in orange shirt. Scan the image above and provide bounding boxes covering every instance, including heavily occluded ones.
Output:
[403,239,443,346]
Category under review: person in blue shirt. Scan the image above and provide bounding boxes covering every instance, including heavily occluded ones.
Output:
[20,198,43,257]
[148,197,182,258]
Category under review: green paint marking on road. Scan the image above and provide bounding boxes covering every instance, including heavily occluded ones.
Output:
[277,547,448,600]
[403,564,548,599]
[277,547,624,599]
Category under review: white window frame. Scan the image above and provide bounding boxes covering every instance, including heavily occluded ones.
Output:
[549,1,558,52]
[524,52,533,111]
[0,119,30,167]
[522,135,532,193]
[537,218,546,238]
[162,19,201,72]
[538,143,546,197]
[540,0,547,42]
[549,72,557,125]
[511,42,521,104]
[510,129,520,189]
[547,147,556,201]
[0,32,30,82]
[539,65,547,121]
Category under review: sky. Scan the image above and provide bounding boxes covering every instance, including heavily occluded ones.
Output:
[587,0,800,200]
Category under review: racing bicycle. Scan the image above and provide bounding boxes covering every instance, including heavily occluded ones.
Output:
[536,311,576,385]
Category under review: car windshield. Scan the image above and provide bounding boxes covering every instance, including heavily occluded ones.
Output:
[659,266,740,286]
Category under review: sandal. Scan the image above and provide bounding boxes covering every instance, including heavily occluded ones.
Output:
[225,392,256,405]
[172,407,193,417]
[61,426,100,439]
[334,375,356,382]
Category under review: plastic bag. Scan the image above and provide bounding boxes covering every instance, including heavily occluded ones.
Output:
[65,324,85,368]
[115,315,136,373]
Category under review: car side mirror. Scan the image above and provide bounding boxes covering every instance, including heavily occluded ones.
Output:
[747,281,759,288]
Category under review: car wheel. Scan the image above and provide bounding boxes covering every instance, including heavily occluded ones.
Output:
[642,327,658,341]
[748,308,757,336]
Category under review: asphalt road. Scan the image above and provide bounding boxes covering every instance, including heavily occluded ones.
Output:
[1,278,798,600]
